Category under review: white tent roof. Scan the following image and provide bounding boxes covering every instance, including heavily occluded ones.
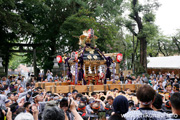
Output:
[147,56,180,69]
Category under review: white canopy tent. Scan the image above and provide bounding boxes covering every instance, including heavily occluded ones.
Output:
[147,56,180,69]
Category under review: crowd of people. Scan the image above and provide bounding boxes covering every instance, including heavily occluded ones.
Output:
[0,70,180,120]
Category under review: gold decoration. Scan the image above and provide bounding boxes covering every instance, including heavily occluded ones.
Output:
[93,55,97,59]
[89,50,94,54]
[79,30,98,46]
[87,55,92,60]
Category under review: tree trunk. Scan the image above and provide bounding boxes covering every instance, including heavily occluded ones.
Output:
[140,38,147,72]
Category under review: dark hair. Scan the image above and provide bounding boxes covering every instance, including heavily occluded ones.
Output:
[91,92,96,96]
[152,94,163,109]
[7,93,13,98]
[16,107,25,115]
[170,92,180,110]
[76,93,83,99]
[72,89,78,93]
[26,83,30,87]
[4,85,8,90]
[24,102,31,108]
[136,84,156,103]
[107,96,114,100]
[42,106,65,120]
[81,96,87,102]
[128,100,134,107]
[114,88,118,91]
[32,92,39,98]
[10,103,19,113]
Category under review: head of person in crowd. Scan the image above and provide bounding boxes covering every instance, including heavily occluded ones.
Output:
[1,77,6,81]
[170,93,180,117]
[14,93,19,102]
[113,88,119,93]
[152,94,163,112]
[12,76,16,81]
[0,83,3,88]
[158,80,163,87]
[80,96,87,104]
[46,91,52,97]
[0,87,5,94]
[75,93,83,102]
[58,97,68,111]
[173,84,179,93]
[107,96,114,105]
[4,85,8,90]
[109,95,128,120]
[15,112,34,120]
[42,102,65,120]
[89,98,95,107]
[21,76,25,81]
[128,100,136,111]
[7,93,15,101]
[26,83,31,90]
[36,87,43,93]
[24,102,32,113]
[2,81,6,86]
[72,89,78,99]
[67,92,72,98]
[166,83,172,93]
[125,88,131,94]
[91,102,100,114]
[32,92,43,104]
[78,102,89,120]
[142,73,146,77]
[91,92,97,99]
[49,77,53,82]
[19,87,24,93]
[136,84,156,108]
[5,99,12,107]
[151,80,156,86]
[78,102,86,113]
[10,103,19,117]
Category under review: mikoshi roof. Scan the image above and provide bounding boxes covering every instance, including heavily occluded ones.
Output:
[147,56,180,69]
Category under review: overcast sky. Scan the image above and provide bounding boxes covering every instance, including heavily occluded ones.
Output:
[155,0,180,36]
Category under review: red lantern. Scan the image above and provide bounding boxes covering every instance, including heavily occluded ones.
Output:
[75,52,78,61]
[56,55,62,63]
[88,28,94,38]
[117,53,123,63]
[98,73,105,79]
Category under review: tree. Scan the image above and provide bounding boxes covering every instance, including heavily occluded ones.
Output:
[172,30,180,54]
[9,54,26,70]
[19,0,123,71]
[0,0,35,74]
[125,0,160,73]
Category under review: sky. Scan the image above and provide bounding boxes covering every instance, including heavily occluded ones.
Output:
[155,0,180,36]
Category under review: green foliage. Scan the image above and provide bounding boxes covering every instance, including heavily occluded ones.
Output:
[143,12,155,22]
[17,0,123,70]
[9,54,26,70]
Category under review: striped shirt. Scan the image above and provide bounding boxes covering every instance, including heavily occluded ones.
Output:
[124,108,167,120]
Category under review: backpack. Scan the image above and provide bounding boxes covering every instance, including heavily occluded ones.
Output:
[134,109,158,120]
